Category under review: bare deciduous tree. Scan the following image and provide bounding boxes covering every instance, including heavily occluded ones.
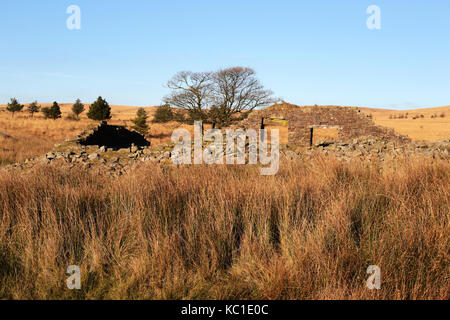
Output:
[163,67,275,126]
[211,67,275,126]
[163,71,213,117]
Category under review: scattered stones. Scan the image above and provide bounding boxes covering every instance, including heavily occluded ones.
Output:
[46,152,56,160]
[130,144,139,153]
[88,153,99,160]
[282,137,450,162]
[158,151,171,160]
[4,133,449,177]
[284,150,298,160]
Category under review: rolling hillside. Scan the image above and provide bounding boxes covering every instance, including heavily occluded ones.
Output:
[359,105,450,141]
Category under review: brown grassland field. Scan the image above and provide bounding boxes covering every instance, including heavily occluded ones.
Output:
[360,105,450,141]
[0,103,449,299]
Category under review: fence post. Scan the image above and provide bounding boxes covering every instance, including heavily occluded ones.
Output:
[260,118,265,141]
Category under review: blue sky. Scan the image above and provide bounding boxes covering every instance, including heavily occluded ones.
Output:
[0,0,449,109]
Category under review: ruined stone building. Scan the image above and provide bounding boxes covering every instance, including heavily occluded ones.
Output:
[240,102,409,146]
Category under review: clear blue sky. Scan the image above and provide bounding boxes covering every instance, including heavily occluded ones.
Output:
[0,0,449,109]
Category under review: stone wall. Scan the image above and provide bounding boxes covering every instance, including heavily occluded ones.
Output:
[240,103,409,146]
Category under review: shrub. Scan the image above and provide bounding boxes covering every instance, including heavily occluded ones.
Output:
[27,101,40,118]
[131,108,149,135]
[187,108,208,123]
[87,96,111,121]
[173,109,186,122]
[6,98,24,117]
[42,102,62,120]
[153,104,174,123]
[72,99,85,119]
[41,107,50,118]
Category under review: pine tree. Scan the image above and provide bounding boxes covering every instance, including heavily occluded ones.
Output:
[131,108,149,135]
[27,101,41,118]
[42,102,62,120]
[6,98,24,118]
[87,96,111,121]
[72,99,85,119]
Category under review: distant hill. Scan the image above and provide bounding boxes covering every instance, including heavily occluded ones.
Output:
[359,106,449,141]
[359,105,450,114]
[1,102,448,141]
[0,103,159,117]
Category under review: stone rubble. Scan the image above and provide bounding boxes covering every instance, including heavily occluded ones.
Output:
[3,136,449,175]
[282,137,449,162]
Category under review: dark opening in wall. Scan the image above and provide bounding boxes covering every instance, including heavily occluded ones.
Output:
[79,122,150,150]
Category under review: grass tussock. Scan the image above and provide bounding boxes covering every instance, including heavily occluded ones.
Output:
[0,156,448,300]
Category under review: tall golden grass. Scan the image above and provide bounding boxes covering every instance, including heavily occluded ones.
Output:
[0,156,448,299]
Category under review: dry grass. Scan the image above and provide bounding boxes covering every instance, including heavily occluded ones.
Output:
[0,116,88,165]
[0,156,448,300]
[0,104,448,300]
[0,105,189,164]
[360,106,450,141]
[0,103,219,164]
[1,104,449,164]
